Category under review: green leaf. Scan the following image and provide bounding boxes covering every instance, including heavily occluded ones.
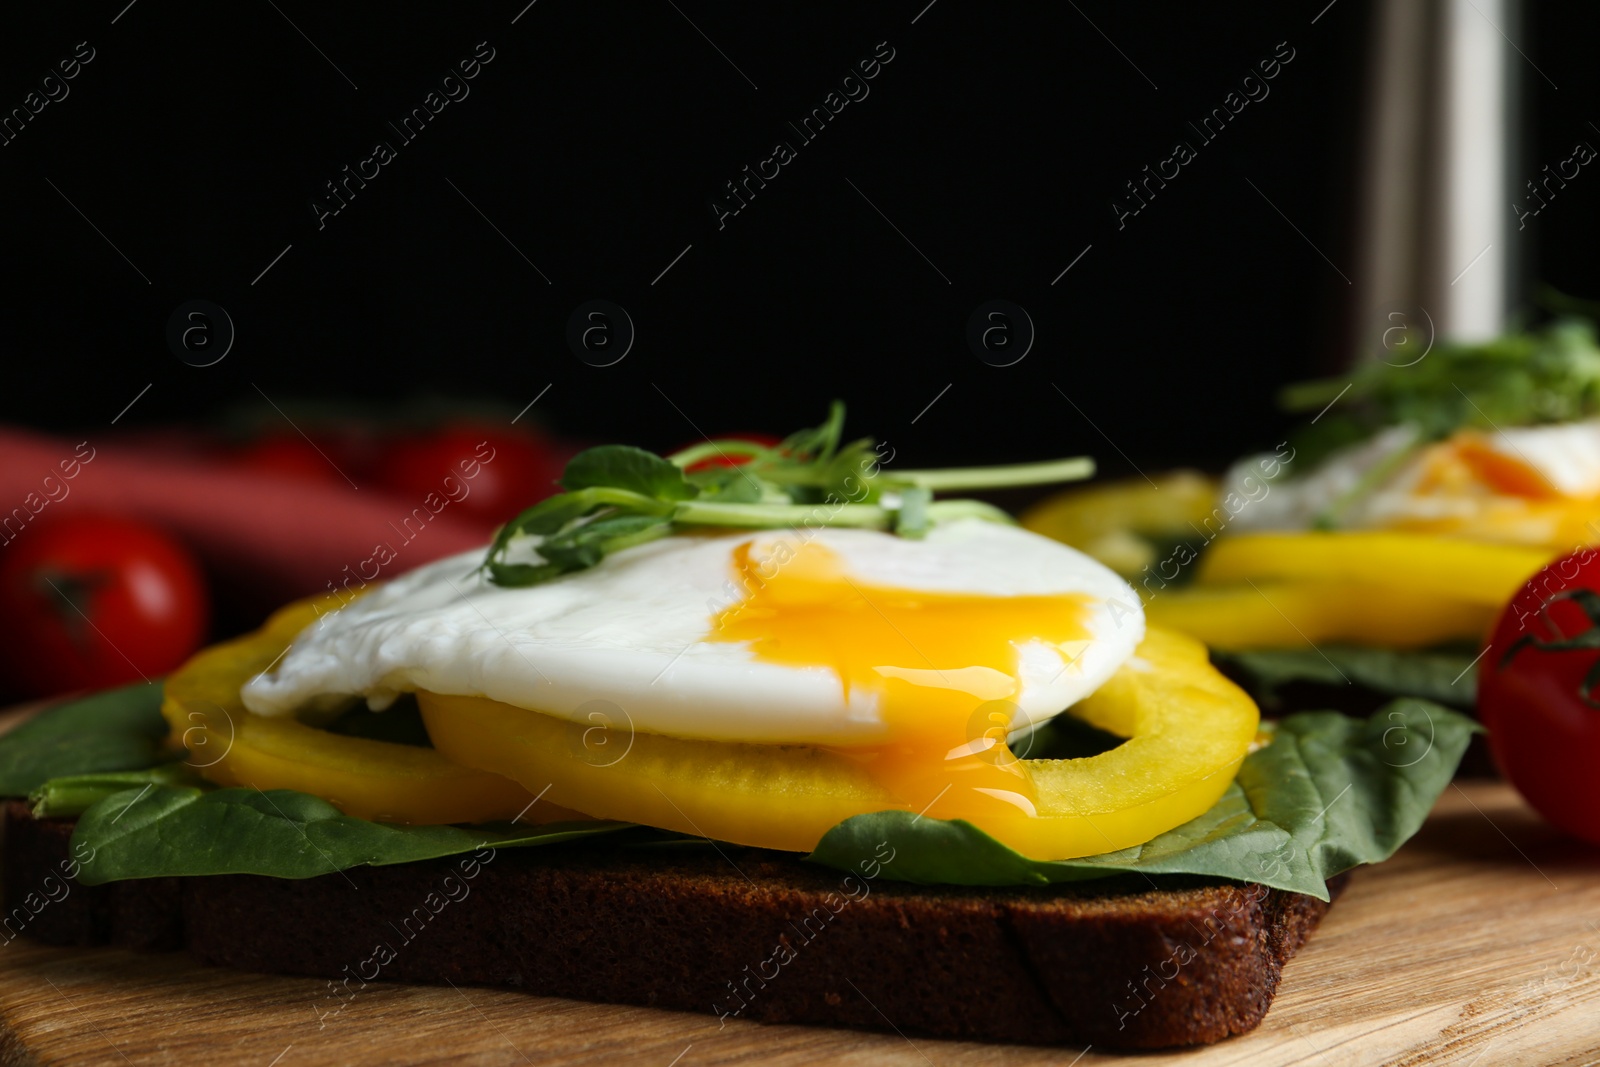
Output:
[1280,317,1600,446]
[0,682,170,796]
[479,494,593,582]
[807,701,1477,901]
[484,485,681,588]
[809,437,887,503]
[687,466,768,503]
[561,445,698,501]
[58,702,1472,893]
[30,765,204,819]
[502,492,596,538]
[486,560,564,586]
[1216,646,1479,708]
[778,399,847,462]
[71,785,631,885]
[538,514,674,569]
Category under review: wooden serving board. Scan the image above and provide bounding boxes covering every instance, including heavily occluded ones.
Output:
[1,780,1597,1066]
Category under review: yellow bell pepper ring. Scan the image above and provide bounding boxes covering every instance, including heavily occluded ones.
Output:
[1197,532,1552,607]
[162,596,547,826]
[418,627,1260,861]
[1145,579,1499,651]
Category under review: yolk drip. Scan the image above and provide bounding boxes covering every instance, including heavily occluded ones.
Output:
[711,540,1094,822]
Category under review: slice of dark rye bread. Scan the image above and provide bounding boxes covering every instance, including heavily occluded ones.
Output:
[0,801,1347,1050]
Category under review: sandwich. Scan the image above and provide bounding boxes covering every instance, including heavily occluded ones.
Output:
[1024,318,1600,711]
[0,404,1472,1049]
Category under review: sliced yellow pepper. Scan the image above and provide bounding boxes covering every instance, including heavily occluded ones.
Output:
[1021,472,1219,577]
[1146,579,1499,651]
[1197,531,1552,607]
[418,627,1258,860]
[162,596,544,825]
[1377,500,1600,555]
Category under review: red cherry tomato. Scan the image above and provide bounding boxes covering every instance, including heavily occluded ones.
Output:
[0,514,209,699]
[373,428,564,525]
[1478,546,1600,844]
[233,435,344,484]
[676,433,783,472]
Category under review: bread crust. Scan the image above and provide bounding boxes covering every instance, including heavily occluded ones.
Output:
[0,801,1343,1049]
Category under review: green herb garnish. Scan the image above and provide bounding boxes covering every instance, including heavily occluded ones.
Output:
[1280,316,1600,467]
[479,402,1094,587]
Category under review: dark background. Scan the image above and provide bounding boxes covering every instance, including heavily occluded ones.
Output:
[1,1,1596,475]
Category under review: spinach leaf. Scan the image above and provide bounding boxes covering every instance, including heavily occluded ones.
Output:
[59,702,1471,893]
[71,785,629,885]
[0,682,170,796]
[561,444,698,501]
[807,700,1476,901]
[1217,646,1479,708]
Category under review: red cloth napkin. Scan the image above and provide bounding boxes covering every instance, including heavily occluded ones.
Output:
[0,428,497,612]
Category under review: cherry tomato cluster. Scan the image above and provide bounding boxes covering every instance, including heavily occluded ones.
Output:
[236,426,571,525]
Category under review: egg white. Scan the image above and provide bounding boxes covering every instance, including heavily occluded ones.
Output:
[240,519,1146,746]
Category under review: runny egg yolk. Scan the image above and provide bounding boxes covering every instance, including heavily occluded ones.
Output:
[711,540,1095,822]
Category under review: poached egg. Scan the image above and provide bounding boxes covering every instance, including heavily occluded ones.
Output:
[1228,419,1600,545]
[242,520,1145,755]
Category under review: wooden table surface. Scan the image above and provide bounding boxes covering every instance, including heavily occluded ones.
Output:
[1,778,1597,1066]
